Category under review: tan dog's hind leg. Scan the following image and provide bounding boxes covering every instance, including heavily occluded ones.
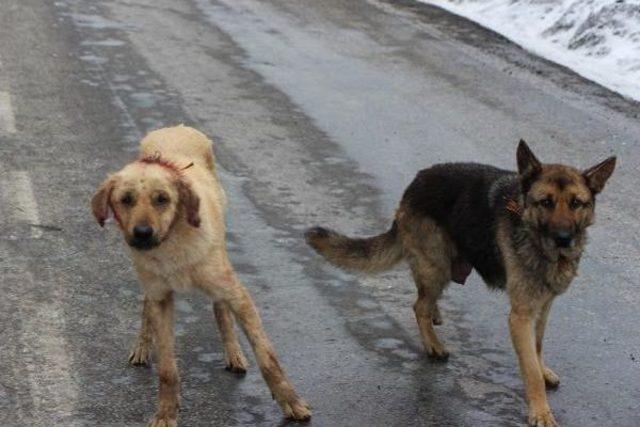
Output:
[213,301,248,374]
[130,297,152,366]
[226,281,310,421]
[147,292,180,427]
[536,299,560,389]
[509,297,557,427]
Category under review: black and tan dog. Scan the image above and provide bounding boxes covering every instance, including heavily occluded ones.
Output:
[306,140,615,426]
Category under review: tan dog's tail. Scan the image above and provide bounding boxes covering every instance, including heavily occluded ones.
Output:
[305,221,403,273]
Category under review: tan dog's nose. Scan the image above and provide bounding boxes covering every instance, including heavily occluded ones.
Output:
[133,225,153,240]
[129,224,158,250]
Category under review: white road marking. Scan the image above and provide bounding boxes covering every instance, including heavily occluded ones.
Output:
[1,171,43,238]
[0,174,80,422]
[0,91,16,134]
[8,269,80,424]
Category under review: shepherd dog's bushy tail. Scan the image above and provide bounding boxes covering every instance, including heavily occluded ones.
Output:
[305,221,404,273]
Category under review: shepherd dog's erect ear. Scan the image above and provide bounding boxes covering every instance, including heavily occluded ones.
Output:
[516,139,542,193]
[176,179,200,227]
[91,177,116,227]
[583,156,616,194]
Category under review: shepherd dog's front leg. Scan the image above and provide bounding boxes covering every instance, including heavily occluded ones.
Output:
[509,295,557,427]
[147,292,180,427]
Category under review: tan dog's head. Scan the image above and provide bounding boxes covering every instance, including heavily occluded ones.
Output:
[516,139,616,259]
[91,157,200,251]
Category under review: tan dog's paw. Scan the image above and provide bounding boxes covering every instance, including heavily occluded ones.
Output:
[129,342,151,366]
[280,396,311,421]
[147,413,177,427]
[528,406,558,427]
[426,344,449,362]
[543,366,560,389]
[224,350,248,374]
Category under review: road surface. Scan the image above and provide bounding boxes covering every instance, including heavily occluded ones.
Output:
[0,0,638,426]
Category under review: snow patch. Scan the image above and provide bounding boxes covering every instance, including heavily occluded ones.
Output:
[414,0,640,101]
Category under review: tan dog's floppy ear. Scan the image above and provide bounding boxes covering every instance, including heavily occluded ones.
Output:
[516,139,542,193]
[91,177,115,227]
[176,179,200,227]
[583,156,616,194]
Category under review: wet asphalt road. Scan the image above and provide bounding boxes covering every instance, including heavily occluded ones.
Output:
[0,0,639,426]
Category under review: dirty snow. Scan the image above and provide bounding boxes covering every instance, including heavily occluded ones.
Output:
[416,0,640,101]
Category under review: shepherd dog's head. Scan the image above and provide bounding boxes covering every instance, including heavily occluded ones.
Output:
[516,140,615,260]
[91,156,200,251]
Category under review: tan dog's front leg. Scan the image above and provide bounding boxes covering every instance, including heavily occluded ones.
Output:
[147,292,180,427]
[509,305,557,427]
[130,296,152,366]
[227,283,310,421]
[535,299,560,389]
[213,301,248,374]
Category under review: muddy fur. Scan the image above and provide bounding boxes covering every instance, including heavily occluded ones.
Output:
[92,125,310,426]
[306,139,615,426]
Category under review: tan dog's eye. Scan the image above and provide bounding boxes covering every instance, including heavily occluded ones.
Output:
[154,193,170,207]
[121,193,134,206]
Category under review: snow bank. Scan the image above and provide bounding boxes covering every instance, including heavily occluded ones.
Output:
[415,0,640,101]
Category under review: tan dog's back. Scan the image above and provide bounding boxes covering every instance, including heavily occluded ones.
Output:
[140,124,216,173]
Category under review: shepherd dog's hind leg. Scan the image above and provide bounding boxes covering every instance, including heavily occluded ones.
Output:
[399,216,454,361]
[409,256,451,361]
[432,303,443,325]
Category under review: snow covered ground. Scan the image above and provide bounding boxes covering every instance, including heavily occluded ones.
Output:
[415,0,640,102]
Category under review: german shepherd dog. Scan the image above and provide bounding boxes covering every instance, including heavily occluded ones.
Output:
[305,140,615,426]
[91,126,310,426]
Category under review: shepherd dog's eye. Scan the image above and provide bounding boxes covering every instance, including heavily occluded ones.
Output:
[154,194,169,206]
[570,198,583,210]
[121,194,134,206]
[539,198,554,209]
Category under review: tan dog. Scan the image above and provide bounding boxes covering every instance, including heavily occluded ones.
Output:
[91,125,310,426]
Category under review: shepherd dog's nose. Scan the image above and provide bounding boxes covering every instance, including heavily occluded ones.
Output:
[133,225,154,240]
[553,230,573,248]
